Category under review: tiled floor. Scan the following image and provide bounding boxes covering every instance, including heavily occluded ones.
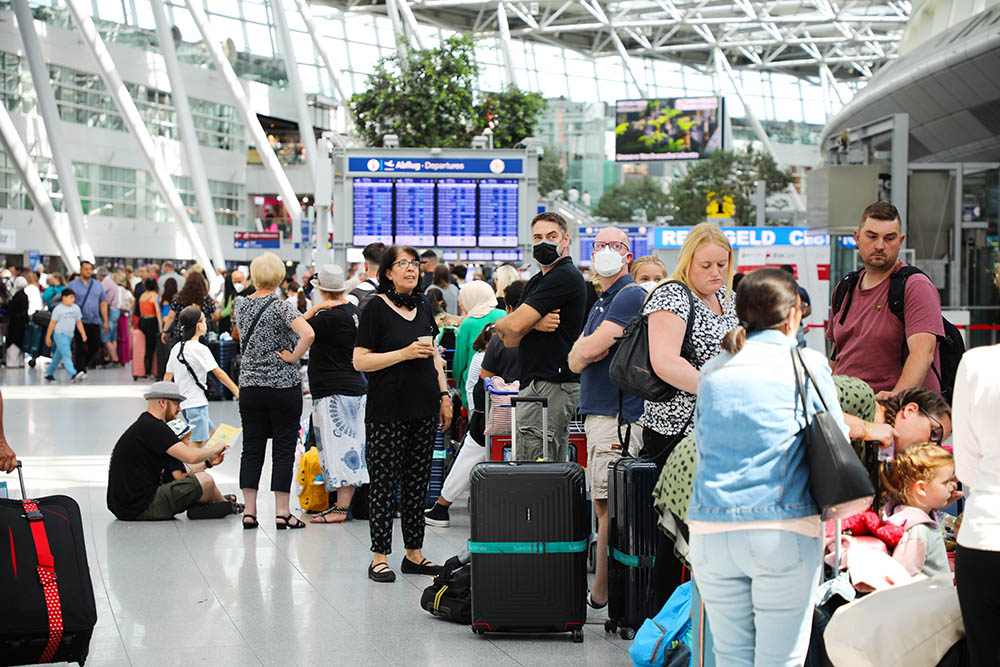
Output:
[3,365,630,666]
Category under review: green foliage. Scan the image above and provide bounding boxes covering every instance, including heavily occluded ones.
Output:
[476,87,547,149]
[592,177,671,222]
[668,147,795,226]
[538,149,567,196]
[349,35,546,149]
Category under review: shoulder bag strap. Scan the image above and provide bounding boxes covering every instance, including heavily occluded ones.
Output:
[790,347,812,428]
[239,296,277,355]
[178,341,208,394]
[794,346,829,411]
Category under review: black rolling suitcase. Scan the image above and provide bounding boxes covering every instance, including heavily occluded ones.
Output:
[0,462,97,666]
[205,339,237,400]
[469,396,589,642]
[604,452,660,640]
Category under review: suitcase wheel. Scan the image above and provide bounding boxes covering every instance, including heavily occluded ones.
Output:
[571,628,584,643]
[471,627,485,636]
[28,358,36,368]
[604,620,617,634]
[619,627,635,641]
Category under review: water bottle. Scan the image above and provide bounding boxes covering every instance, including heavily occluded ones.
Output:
[0,480,8,499]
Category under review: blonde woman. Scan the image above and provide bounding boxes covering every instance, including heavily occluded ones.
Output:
[630,255,667,289]
[234,252,315,530]
[639,222,738,609]
[493,264,520,309]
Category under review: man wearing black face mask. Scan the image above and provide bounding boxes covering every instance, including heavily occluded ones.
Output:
[494,211,586,462]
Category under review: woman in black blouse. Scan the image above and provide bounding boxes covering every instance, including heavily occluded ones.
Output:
[353,245,452,583]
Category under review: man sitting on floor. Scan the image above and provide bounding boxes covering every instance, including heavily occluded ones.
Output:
[108,381,235,521]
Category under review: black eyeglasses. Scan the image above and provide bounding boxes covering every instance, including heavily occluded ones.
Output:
[919,408,944,445]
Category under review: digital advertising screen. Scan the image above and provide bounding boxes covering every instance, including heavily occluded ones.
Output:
[352,177,394,246]
[478,178,519,247]
[436,178,478,247]
[394,178,435,247]
[615,97,723,162]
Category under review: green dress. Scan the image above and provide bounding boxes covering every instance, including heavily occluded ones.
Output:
[452,309,505,407]
[651,374,877,564]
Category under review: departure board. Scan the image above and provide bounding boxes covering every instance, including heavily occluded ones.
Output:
[436,178,478,246]
[394,178,436,246]
[478,179,519,247]
[493,250,523,262]
[352,178,393,246]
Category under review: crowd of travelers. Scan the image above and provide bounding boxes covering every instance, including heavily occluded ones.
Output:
[2,199,997,665]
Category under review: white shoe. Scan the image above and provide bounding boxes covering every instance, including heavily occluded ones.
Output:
[71,371,86,382]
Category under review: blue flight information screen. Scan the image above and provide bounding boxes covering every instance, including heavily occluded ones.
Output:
[436,178,477,247]
[478,178,519,247]
[352,178,393,246]
[394,178,435,246]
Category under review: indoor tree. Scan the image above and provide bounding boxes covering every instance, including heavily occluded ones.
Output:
[668,147,795,226]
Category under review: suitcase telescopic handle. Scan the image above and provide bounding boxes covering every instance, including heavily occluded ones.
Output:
[14,460,27,499]
[509,397,550,461]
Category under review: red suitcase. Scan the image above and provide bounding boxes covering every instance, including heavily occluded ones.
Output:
[130,328,155,380]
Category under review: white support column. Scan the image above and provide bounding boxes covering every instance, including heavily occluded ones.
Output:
[64,0,215,274]
[395,0,426,50]
[0,100,80,273]
[271,0,318,184]
[291,0,349,104]
[384,0,410,63]
[314,135,333,266]
[149,0,225,271]
[714,48,805,213]
[12,0,94,264]
[610,30,647,98]
[497,2,516,87]
[182,0,303,222]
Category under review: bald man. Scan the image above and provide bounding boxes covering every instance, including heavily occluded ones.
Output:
[567,226,646,609]
[231,269,255,297]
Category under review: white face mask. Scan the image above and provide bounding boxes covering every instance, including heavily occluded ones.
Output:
[233,282,245,293]
[593,247,625,277]
[639,281,659,293]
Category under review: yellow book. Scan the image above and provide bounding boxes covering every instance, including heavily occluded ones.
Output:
[204,423,242,450]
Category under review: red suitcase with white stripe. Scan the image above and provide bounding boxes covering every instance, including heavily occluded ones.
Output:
[0,462,97,665]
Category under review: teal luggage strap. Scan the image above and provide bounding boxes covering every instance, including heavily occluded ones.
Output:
[468,538,588,555]
[610,547,656,569]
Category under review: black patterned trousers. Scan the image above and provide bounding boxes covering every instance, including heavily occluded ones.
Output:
[366,416,438,555]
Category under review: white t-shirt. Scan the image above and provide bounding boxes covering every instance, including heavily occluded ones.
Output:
[165,340,218,409]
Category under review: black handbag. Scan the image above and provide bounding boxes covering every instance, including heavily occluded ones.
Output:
[609,281,697,403]
[792,347,874,520]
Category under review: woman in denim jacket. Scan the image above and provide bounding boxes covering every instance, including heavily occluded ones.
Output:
[688,268,846,666]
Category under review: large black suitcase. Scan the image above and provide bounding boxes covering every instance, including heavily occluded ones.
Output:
[469,396,588,642]
[0,463,97,666]
[605,456,660,639]
[205,339,237,400]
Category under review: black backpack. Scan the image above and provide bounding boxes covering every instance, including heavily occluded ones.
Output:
[349,279,378,311]
[831,265,965,403]
[420,555,471,624]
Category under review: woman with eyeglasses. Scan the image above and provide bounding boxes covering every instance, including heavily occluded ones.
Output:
[353,245,452,583]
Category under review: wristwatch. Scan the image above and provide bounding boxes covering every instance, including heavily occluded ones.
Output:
[205,460,213,469]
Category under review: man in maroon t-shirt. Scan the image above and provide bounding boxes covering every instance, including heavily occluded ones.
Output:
[827,202,944,398]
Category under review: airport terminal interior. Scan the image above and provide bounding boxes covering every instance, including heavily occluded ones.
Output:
[1,0,999,665]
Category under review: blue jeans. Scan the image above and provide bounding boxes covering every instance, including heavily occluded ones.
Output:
[690,529,821,667]
[46,333,77,378]
[101,308,120,343]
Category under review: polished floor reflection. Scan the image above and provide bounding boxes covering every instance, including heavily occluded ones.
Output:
[3,365,628,666]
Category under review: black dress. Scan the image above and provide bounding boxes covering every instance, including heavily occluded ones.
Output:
[5,290,28,348]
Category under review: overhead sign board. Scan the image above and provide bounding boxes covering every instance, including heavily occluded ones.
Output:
[348,157,524,175]
[234,231,280,249]
[653,226,830,249]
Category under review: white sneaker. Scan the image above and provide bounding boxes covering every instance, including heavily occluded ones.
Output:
[71,371,86,382]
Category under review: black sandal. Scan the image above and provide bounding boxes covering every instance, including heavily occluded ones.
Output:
[275,514,307,530]
[242,514,258,530]
[400,557,442,576]
[311,506,350,524]
[368,561,396,583]
[224,494,245,514]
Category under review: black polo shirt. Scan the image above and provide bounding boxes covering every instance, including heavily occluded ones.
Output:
[518,256,587,384]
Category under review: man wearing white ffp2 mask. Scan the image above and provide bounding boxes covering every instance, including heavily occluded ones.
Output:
[567,226,646,610]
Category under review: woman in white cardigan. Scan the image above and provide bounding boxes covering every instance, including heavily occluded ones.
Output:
[953,336,1000,667]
